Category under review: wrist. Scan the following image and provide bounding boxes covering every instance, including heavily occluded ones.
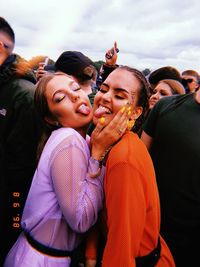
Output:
[104,63,117,68]
[91,146,113,165]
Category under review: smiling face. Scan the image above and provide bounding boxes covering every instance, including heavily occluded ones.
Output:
[93,68,143,125]
[148,81,173,109]
[44,74,93,135]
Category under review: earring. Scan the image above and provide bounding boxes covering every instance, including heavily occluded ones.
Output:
[127,119,135,130]
[55,121,59,127]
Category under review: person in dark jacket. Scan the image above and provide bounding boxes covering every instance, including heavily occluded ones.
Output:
[0,17,40,264]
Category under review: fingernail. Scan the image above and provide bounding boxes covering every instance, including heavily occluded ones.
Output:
[121,106,126,113]
[127,106,131,111]
[128,110,131,116]
[100,117,105,124]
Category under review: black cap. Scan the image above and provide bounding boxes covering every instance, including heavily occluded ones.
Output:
[55,51,94,76]
[148,66,182,86]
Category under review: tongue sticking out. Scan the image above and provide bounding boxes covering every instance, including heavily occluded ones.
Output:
[77,104,91,115]
[94,106,108,118]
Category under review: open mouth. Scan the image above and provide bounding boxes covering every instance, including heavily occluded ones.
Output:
[77,103,91,115]
[94,105,112,118]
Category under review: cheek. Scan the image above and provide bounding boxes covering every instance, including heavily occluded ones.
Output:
[93,93,101,111]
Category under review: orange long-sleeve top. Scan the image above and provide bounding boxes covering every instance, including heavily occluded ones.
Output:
[86,131,175,267]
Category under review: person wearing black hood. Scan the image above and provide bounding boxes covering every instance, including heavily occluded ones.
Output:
[0,17,40,264]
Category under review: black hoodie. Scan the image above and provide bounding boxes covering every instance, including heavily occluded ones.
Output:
[0,54,40,264]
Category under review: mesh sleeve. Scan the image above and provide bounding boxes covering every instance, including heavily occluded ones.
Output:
[50,137,104,233]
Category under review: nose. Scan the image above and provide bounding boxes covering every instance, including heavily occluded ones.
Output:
[151,91,160,100]
[69,91,80,102]
[101,90,112,102]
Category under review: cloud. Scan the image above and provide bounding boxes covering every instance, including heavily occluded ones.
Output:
[1,0,200,72]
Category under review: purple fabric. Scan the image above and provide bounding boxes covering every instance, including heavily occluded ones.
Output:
[4,128,104,267]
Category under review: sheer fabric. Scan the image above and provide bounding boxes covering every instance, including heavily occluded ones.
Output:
[4,128,104,267]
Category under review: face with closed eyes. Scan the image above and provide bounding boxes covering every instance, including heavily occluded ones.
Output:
[148,81,173,109]
[45,74,93,135]
[93,68,143,125]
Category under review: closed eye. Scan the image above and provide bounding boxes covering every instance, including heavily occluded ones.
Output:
[54,93,66,103]
[115,95,125,99]
[99,87,108,93]
[73,87,81,92]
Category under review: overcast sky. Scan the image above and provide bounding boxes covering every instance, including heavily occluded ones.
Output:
[2,0,200,72]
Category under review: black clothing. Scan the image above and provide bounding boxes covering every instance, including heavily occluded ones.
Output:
[143,93,200,267]
[0,54,40,264]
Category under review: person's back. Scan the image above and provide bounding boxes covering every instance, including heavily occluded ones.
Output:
[0,17,40,264]
[141,91,200,266]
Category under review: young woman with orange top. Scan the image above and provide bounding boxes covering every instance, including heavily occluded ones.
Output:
[86,66,175,267]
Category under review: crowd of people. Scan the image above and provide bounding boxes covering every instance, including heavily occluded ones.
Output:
[1,16,200,267]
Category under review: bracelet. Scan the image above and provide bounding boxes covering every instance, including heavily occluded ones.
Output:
[88,146,113,178]
[98,145,113,167]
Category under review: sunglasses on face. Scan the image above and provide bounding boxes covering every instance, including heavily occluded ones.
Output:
[182,78,194,84]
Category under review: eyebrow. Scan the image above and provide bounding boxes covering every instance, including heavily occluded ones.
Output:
[102,83,130,95]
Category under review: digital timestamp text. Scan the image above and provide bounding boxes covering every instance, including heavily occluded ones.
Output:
[12,192,21,228]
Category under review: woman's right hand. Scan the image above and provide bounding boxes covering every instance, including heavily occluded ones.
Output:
[35,62,48,81]
[105,41,119,66]
[91,105,129,161]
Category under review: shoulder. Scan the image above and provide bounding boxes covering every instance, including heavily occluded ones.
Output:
[48,128,87,149]
[107,132,155,182]
[45,128,89,163]
[109,132,149,165]
[12,78,35,94]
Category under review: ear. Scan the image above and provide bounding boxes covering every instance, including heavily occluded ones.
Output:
[130,106,143,120]
[0,41,5,52]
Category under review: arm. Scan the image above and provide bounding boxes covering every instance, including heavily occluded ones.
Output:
[85,224,99,267]
[102,163,146,267]
[50,136,104,233]
[140,130,153,151]
[101,41,119,82]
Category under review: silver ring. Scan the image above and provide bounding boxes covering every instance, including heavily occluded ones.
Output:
[117,128,123,135]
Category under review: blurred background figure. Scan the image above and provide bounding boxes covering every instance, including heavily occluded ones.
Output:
[0,17,40,265]
[181,69,200,93]
[148,79,185,110]
[141,81,200,267]
[28,55,55,76]
[148,66,182,90]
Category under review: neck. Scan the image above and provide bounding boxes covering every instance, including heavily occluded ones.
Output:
[0,53,8,65]
[76,126,88,139]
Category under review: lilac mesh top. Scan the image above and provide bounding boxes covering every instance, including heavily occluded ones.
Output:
[21,127,104,251]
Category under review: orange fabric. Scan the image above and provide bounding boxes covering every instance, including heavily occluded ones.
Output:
[85,225,99,260]
[86,131,175,267]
